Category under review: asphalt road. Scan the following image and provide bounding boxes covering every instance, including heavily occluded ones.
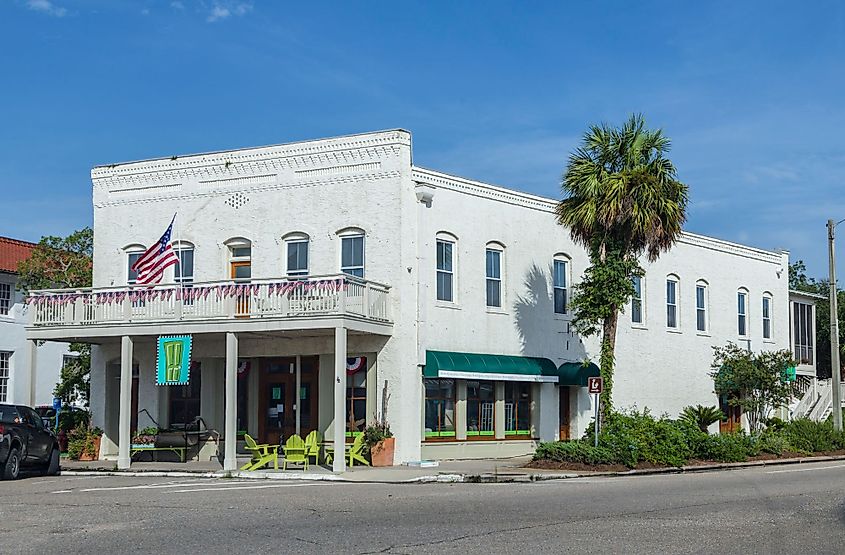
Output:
[2,461,845,554]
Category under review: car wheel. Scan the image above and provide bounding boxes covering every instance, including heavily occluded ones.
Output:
[45,447,60,476]
[2,447,21,480]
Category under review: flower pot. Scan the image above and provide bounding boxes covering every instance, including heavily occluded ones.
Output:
[370,437,395,467]
[79,436,101,461]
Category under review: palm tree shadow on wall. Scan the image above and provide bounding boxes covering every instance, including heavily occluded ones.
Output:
[513,263,587,362]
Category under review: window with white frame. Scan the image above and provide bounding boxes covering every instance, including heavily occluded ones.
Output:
[286,237,309,277]
[486,247,502,308]
[0,351,10,403]
[737,289,748,336]
[174,244,194,285]
[695,281,708,332]
[793,301,814,365]
[762,294,772,340]
[553,257,568,314]
[0,283,10,316]
[436,238,454,302]
[126,247,145,285]
[631,275,643,324]
[341,234,365,278]
[666,276,679,328]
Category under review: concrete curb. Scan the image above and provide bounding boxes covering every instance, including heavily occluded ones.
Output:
[58,454,845,484]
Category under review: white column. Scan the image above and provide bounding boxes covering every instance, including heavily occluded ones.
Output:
[295,355,302,435]
[224,332,238,471]
[117,336,133,470]
[28,340,38,406]
[333,326,347,473]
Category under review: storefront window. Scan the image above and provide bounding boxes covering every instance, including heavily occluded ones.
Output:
[466,380,495,438]
[346,366,367,434]
[424,379,456,439]
[505,382,532,437]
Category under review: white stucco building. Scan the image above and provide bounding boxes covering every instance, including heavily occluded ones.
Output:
[1,237,73,407]
[25,130,819,470]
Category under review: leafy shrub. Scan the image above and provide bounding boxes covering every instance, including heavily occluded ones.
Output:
[754,431,798,456]
[690,432,753,462]
[67,426,103,460]
[783,418,843,453]
[534,441,617,466]
[679,405,725,433]
[586,409,692,468]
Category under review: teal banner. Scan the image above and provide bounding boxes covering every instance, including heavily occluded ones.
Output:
[156,335,193,385]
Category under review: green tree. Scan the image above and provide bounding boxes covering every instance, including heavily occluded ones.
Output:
[710,342,796,434]
[556,114,689,419]
[17,228,93,406]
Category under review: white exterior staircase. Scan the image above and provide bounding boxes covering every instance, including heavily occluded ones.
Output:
[791,379,845,421]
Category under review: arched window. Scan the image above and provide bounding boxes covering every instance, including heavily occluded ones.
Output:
[337,228,365,278]
[124,244,146,285]
[485,242,505,308]
[762,292,773,340]
[737,287,749,337]
[553,254,571,315]
[283,232,309,278]
[225,238,251,282]
[666,274,680,329]
[695,280,708,333]
[436,232,458,302]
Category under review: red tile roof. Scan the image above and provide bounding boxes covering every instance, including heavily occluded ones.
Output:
[0,237,36,274]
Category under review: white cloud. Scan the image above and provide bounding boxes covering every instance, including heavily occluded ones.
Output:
[170,1,185,9]
[26,0,67,17]
[206,2,253,23]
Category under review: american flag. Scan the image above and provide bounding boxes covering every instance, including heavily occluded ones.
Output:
[131,216,179,286]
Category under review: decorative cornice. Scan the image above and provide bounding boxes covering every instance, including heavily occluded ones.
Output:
[412,166,785,266]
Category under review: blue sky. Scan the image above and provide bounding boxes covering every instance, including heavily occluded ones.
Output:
[1,1,844,277]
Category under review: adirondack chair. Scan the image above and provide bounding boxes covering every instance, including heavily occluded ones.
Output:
[282,434,308,470]
[304,430,322,465]
[241,433,279,471]
[325,433,370,467]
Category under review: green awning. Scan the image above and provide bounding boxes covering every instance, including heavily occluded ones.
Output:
[424,350,559,383]
[557,361,601,387]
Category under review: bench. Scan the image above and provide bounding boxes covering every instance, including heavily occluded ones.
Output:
[130,445,187,462]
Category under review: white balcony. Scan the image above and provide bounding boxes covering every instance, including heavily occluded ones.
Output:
[26,274,392,341]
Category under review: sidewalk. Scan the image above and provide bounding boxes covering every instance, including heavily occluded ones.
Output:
[60,453,845,483]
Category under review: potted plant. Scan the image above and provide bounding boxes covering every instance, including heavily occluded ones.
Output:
[364,380,395,467]
[132,426,159,449]
[363,421,394,466]
[68,427,103,461]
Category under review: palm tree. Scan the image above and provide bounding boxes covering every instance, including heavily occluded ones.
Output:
[556,114,688,418]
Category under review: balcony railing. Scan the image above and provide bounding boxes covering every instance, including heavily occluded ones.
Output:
[27,274,391,328]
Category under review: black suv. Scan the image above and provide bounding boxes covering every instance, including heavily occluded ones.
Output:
[0,404,61,480]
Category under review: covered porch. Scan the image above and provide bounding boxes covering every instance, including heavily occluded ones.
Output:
[25,275,392,473]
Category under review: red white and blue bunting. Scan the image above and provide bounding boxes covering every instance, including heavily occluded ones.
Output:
[26,278,348,307]
[346,356,366,375]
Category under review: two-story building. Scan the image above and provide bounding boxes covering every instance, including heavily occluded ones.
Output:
[1,236,73,407]
[25,130,817,471]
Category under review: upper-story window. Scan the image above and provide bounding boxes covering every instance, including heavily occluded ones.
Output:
[666,275,679,329]
[339,230,365,278]
[631,275,644,324]
[553,256,569,314]
[695,281,708,333]
[485,243,503,308]
[125,244,146,285]
[792,301,814,365]
[174,242,194,286]
[762,294,773,340]
[737,289,749,337]
[285,233,309,278]
[436,234,456,302]
[226,238,251,281]
[0,283,11,316]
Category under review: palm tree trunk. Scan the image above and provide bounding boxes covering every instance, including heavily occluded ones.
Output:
[599,308,619,423]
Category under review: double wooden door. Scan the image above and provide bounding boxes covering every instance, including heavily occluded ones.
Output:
[559,386,570,440]
[258,356,319,446]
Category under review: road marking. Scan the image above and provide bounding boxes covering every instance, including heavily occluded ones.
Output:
[75,480,255,492]
[170,482,331,493]
[52,490,72,494]
[766,464,845,474]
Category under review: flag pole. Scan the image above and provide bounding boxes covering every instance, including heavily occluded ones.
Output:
[174,212,183,305]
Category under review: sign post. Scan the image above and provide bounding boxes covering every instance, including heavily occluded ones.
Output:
[52,397,61,431]
[587,377,604,447]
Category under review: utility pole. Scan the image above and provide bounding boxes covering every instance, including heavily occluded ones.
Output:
[827,219,842,431]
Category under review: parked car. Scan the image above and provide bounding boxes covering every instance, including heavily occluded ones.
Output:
[34,404,89,431]
[0,404,61,480]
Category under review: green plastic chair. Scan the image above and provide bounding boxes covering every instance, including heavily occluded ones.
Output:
[241,433,279,471]
[325,433,370,467]
[282,434,308,470]
[304,430,322,465]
